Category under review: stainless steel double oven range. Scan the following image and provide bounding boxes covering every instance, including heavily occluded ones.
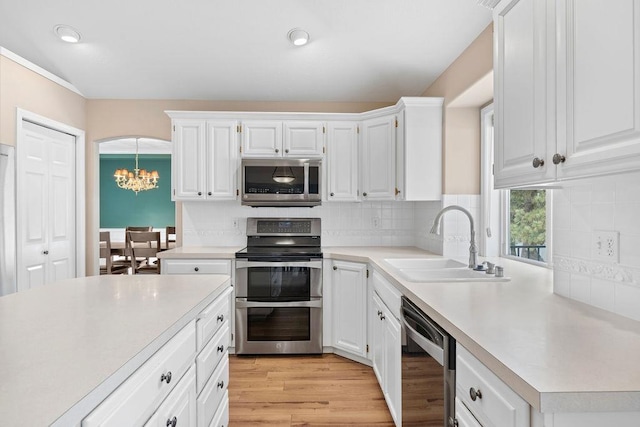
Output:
[235,218,322,355]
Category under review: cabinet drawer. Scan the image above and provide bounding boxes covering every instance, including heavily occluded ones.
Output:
[83,321,197,427]
[455,396,482,427]
[163,259,231,275]
[372,269,402,320]
[144,365,197,427]
[197,356,229,427]
[197,323,230,394]
[197,287,232,351]
[209,391,229,427]
[456,345,529,427]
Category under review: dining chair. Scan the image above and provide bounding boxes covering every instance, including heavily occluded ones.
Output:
[124,226,153,263]
[99,231,129,275]
[165,226,176,249]
[127,231,162,274]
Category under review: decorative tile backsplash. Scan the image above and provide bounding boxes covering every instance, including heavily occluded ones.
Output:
[553,171,640,321]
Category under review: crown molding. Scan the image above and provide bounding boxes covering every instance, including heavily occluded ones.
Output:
[0,46,83,96]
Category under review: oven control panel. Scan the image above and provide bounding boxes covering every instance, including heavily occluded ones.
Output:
[257,220,311,234]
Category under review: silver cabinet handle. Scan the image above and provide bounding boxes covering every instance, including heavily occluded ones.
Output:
[194,267,199,272]
[552,153,566,164]
[217,314,224,322]
[362,192,368,197]
[330,192,334,197]
[285,149,289,153]
[275,148,279,153]
[217,345,224,353]
[43,250,49,255]
[333,266,337,270]
[532,157,544,168]
[469,387,482,401]
[166,416,177,427]
[217,380,225,389]
[197,191,202,196]
[208,191,212,196]
[161,371,172,384]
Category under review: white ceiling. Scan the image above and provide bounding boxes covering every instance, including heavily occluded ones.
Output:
[0,0,492,102]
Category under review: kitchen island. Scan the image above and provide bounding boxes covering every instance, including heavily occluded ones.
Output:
[0,274,231,426]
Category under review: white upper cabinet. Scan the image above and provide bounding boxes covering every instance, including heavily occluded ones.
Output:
[172,118,238,201]
[493,0,555,188]
[395,98,443,201]
[284,121,325,157]
[494,0,640,188]
[241,120,324,158]
[361,115,397,201]
[555,0,640,179]
[326,121,359,202]
[240,120,282,157]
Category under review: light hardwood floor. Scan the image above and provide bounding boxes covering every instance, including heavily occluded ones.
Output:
[228,354,395,426]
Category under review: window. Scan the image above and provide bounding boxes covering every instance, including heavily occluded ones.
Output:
[480,104,551,265]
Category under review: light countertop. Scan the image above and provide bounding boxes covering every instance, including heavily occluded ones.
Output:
[0,274,231,426]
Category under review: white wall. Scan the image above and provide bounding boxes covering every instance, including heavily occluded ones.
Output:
[553,171,640,321]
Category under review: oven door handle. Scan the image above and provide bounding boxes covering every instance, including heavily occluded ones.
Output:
[235,298,322,309]
[235,260,322,269]
[400,314,444,366]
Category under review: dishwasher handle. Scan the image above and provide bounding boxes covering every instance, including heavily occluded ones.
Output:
[401,308,445,366]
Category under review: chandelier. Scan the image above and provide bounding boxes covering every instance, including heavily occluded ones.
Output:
[113,138,159,194]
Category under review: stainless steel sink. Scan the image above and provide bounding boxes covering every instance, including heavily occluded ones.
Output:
[382,258,510,283]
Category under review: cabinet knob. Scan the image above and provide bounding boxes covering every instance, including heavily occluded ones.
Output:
[285,149,289,154]
[217,380,225,389]
[552,153,566,165]
[377,310,382,317]
[362,192,368,197]
[166,416,177,427]
[469,387,482,401]
[217,314,224,322]
[208,191,212,196]
[194,267,199,272]
[380,314,386,320]
[532,157,544,168]
[217,345,225,353]
[333,266,337,270]
[330,192,334,197]
[161,371,172,384]
[198,191,202,196]
[275,148,279,153]
[43,250,49,255]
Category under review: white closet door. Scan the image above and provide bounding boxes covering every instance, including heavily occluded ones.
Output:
[18,121,76,290]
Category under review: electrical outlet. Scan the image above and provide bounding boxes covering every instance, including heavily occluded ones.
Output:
[593,230,619,263]
[372,217,381,229]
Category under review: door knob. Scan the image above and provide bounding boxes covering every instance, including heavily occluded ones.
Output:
[532,157,544,168]
[552,153,566,164]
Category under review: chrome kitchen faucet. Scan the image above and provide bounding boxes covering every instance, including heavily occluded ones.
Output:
[430,205,477,269]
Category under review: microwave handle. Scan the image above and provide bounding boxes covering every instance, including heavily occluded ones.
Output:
[303,162,309,199]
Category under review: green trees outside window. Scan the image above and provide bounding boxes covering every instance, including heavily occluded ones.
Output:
[509,190,546,262]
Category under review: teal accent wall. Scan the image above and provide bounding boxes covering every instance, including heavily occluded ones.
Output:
[100,154,175,228]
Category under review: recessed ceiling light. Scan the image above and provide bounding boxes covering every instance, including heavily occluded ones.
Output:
[54,24,81,43]
[287,28,309,46]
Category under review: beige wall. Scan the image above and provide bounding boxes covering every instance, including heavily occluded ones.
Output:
[0,55,86,146]
[422,24,493,194]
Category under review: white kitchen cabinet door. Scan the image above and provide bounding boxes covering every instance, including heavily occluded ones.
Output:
[331,260,368,358]
[372,292,401,426]
[173,119,207,200]
[555,0,640,180]
[241,120,282,157]
[205,120,238,200]
[361,115,396,200]
[326,121,359,202]
[284,121,325,157]
[395,98,444,201]
[493,0,556,188]
[383,304,401,426]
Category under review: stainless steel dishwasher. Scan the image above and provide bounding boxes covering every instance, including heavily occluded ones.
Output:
[401,297,456,427]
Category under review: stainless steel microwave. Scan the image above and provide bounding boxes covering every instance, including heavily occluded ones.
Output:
[241,158,322,207]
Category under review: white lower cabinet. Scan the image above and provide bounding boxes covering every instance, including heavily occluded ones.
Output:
[370,270,402,427]
[455,396,482,427]
[456,344,529,427]
[209,392,229,427]
[83,286,231,427]
[145,366,197,427]
[330,260,368,358]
